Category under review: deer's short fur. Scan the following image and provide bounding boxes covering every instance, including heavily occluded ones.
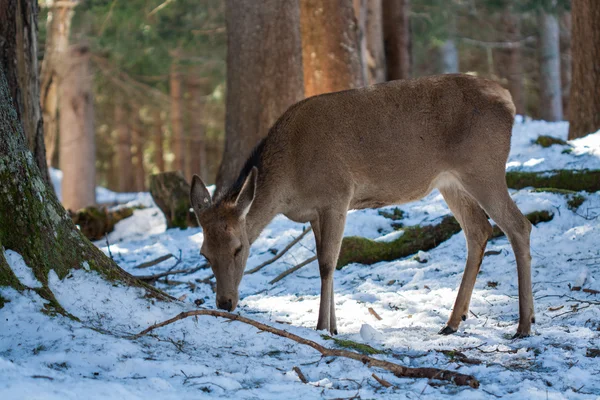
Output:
[191,74,534,338]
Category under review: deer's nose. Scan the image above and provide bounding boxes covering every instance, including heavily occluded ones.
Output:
[217,298,233,312]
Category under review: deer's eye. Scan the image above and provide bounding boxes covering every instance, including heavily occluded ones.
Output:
[234,246,242,257]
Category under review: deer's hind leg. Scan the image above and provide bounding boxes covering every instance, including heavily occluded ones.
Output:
[438,182,493,335]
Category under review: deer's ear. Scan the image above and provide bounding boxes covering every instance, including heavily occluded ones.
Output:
[235,167,258,219]
[190,175,212,215]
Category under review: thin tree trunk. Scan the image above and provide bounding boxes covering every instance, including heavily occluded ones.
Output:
[560,12,572,119]
[40,0,75,169]
[365,0,386,84]
[539,11,563,121]
[0,66,171,311]
[353,0,369,85]
[170,62,185,173]
[58,45,96,210]
[188,80,207,181]
[154,111,165,173]
[132,118,146,192]
[569,0,600,139]
[301,0,364,97]
[440,40,459,74]
[494,8,526,116]
[0,0,51,187]
[115,101,134,192]
[382,0,410,80]
[216,0,304,194]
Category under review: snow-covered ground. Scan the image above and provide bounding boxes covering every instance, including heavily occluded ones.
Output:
[1,119,599,399]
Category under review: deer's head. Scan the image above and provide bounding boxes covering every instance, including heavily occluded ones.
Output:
[190,168,257,312]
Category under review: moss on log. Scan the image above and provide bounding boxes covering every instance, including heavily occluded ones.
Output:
[149,172,198,229]
[533,135,568,147]
[0,67,172,314]
[69,206,134,240]
[506,170,600,192]
[337,211,554,269]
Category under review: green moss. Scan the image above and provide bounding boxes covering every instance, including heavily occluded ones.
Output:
[0,294,7,309]
[378,207,405,221]
[532,188,586,211]
[321,335,384,355]
[506,170,600,193]
[533,188,577,195]
[533,135,568,147]
[567,195,585,211]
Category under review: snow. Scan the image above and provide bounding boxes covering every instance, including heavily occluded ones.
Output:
[1,119,599,399]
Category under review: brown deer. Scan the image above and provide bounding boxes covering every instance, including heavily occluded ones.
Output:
[190,74,534,338]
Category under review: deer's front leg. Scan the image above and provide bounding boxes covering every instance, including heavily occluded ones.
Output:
[314,208,347,335]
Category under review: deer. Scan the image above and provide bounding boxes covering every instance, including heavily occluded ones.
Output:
[190,74,534,338]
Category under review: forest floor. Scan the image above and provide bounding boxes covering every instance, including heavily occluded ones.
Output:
[1,117,600,399]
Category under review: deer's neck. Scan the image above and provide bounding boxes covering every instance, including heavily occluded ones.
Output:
[246,179,282,244]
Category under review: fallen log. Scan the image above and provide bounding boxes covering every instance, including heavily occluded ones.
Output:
[69,206,134,240]
[506,169,600,192]
[337,211,553,269]
[149,172,198,229]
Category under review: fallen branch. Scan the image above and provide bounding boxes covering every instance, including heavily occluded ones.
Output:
[135,310,479,388]
[293,366,308,384]
[245,226,312,275]
[371,373,393,388]
[269,256,318,284]
[136,264,207,282]
[134,254,174,269]
[571,286,600,295]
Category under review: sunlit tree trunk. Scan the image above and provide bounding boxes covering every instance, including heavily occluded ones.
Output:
[58,45,96,210]
[154,111,165,173]
[499,8,525,116]
[0,0,51,187]
[538,11,563,121]
[365,0,386,84]
[568,0,600,139]
[353,0,369,85]
[40,0,75,169]
[115,101,134,192]
[382,0,410,80]
[301,0,364,97]
[170,61,185,173]
[216,0,304,194]
[0,66,170,311]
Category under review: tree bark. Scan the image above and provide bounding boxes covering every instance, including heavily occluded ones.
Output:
[216,0,304,194]
[0,0,51,187]
[568,0,600,139]
[132,117,146,192]
[149,172,198,229]
[440,40,459,74]
[40,0,75,169]
[170,61,185,173]
[560,12,572,119]
[499,8,525,116]
[58,45,96,210]
[115,101,134,192]
[365,0,386,84]
[0,66,171,312]
[353,0,369,85]
[187,79,207,181]
[301,0,364,97]
[154,111,165,173]
[382,0,411,80]
[538,11,563,121]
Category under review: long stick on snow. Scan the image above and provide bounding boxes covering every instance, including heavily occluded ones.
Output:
[245,226,312,275]
[135,310,480,388]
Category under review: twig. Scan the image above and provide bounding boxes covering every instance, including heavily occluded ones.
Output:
[245,226,312,275]
[293,366,308,383]
[269,256,318,284]
[136,264,207,282]
[371,373,393,388]
[147,0,175,17]
[105,234,114,260]
[368,307,382,321]
[571,286,600,295]
[134,254,174,269]
[135,310,480,388]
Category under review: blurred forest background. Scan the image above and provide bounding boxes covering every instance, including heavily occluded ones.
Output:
[4,0,600,212]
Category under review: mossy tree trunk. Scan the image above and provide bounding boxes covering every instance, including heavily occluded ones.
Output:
[0,66,171,311]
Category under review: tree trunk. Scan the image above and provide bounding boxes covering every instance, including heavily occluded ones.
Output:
[188,80,207,181]
[170,62,185,173]
[0,0,51,187]
[499,8,525,116]
[154,111,165,173]
[560,12,572,119]
[382,0,410,80]
[365,0,386,84]
[132,118,146,192]
[58,45,96,211]
[568,0,600,139]
[149,172,198,229]
[301,0,364,97]
[353,0,369,85]
[0,66,170,312]
[216,0,304,194]
[440,39,459,74]
[40,0,75,169]
[115,101,134,192]
[538,11,563,121]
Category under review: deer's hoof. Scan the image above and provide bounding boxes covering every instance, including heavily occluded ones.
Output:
[512,331,530,339]
[438,325,457,335]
